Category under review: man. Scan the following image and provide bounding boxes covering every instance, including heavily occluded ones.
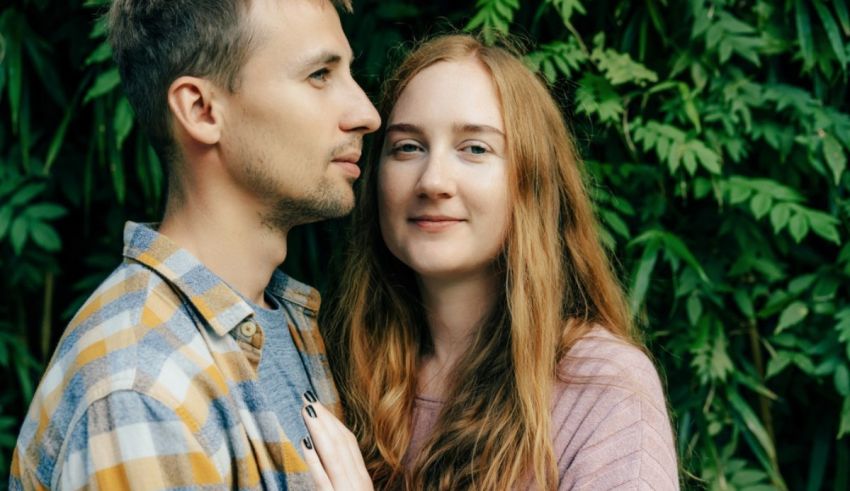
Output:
[10,0,379,488]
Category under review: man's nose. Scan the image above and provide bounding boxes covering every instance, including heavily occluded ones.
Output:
[341,82,381,135]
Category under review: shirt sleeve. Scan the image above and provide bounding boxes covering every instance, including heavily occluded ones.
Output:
[555,343,680,490]
[54,390,226,491]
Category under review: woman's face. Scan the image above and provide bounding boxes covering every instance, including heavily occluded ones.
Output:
[378,59,510,281]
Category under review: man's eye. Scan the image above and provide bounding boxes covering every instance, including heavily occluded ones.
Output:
[309,68,330,82]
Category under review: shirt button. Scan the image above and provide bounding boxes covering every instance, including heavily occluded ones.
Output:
[240,322,258,338]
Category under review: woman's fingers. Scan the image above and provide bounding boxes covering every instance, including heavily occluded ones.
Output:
[301,393,374,490]
[302,437,334,491]
[310,400,372,484]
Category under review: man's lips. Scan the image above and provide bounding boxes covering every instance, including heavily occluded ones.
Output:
[331,152,362,178]
[408,215,465,231]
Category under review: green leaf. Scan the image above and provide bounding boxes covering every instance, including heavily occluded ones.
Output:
[109,133,127,205]
[9,183,45,207]
[84,68,120,103]
[85,41,112,65]
[770,203,791,233]
[807,425,830,491]
[45,95,76,173]
[839,397,850,439]
[730,184,752,204]
[4,10,23,131]
[813,276,839,301]
[788,212,809,242]
[692,141,722,173]
[629,242,659,312]
[750,193,773,219]
[575,74,623,123]
[728,389,782,482]
[788,274,817,295]
[731,469,769,487]
[835,0,850,35]
[807,210,840,244]
[89,15,108,38]
[687,293,703,326]
[776,301,809,333]
[600,209,630,238]
[795,0,816,70]
[659,231,710,282]
[548,0,586,24]
[813,0,849,68]
[823,134,847,185]
[114,97,134,150]
[0,206,12,240]
[10,215,28,255]
[734,289,755,318]
[28,221,61,251]
[767,351,793,379]
[835,364,850,396]
[24,203,66,220]
[591,37,658,86]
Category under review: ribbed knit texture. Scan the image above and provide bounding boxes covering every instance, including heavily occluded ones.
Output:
[406,327,680,490]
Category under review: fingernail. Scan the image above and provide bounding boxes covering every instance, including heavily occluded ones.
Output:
[304,390,318,403]
[306,405,317,418]
[303,437,313,450]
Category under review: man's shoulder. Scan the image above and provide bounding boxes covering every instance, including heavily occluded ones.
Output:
[13,259,237,487]
[20,262,210,441]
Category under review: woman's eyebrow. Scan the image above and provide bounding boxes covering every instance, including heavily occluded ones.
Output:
[386,123,423,135]
[386,123,504,137]
[453,123,505,137]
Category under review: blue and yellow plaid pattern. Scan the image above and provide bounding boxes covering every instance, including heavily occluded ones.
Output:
[10,222,340,490]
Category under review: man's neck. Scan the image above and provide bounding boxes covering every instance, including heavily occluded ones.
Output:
[158,189,288,309]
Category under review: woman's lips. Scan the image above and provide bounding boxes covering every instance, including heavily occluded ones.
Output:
[409,216,464,232]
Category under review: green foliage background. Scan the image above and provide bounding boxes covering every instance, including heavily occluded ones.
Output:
[1,0,849,488]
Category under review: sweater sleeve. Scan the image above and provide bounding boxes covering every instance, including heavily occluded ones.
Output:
[553,333,679,490]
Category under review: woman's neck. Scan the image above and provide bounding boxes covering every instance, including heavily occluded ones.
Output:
[416,269,499,398]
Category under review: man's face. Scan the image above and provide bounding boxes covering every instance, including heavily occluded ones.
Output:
[219,0,380,228]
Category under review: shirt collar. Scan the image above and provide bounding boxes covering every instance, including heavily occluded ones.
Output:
[122,221,255,337]
[267,269,321,314]
[122,221,322,334]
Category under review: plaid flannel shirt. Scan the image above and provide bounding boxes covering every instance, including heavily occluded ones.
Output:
[11,222,340,490]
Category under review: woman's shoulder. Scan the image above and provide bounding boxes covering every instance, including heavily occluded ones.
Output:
[555,325,665,400]
[551,325,679,489]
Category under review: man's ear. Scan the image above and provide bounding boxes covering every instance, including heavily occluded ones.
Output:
[167,76,223,145]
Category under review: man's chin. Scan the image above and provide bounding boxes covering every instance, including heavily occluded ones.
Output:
[264,192,353,230]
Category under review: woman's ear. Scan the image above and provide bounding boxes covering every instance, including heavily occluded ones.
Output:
[167,76,222,145]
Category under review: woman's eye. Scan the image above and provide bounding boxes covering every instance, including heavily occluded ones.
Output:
[392,142,422,154]
[463,144,488,155]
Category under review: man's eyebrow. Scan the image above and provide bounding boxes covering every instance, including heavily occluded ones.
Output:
[299,50,354,69]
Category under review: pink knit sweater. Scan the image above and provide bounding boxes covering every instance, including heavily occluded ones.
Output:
[405,328,680,489]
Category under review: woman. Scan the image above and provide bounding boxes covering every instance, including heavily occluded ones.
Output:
[301,34,678,490]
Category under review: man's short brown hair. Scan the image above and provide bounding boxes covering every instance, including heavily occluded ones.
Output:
[107,0,352,165]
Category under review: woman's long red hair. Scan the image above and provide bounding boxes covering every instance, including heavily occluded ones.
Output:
[322,34,635,490]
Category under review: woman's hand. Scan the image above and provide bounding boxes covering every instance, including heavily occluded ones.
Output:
[301,392,374,490]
